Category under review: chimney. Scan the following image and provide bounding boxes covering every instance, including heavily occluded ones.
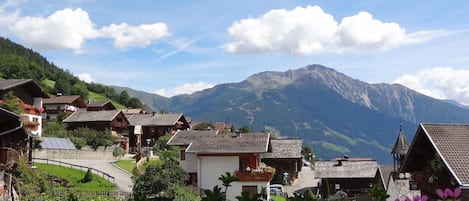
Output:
[232,130,241,138]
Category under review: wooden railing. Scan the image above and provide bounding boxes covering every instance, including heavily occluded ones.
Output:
[33,158,115,183]
[235,169,274,182]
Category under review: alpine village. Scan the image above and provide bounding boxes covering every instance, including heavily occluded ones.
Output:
[0,35,468,201]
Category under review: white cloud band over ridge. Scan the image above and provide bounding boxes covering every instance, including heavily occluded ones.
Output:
[2,7,169,52]
[155,82,214,97]
[225,6,440,55]
[394,67,469,105]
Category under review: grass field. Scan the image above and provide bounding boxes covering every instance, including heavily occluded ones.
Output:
[88,91,126,109]
[35,163,116,190]
[114,160,136,174]
[271,195,287,201]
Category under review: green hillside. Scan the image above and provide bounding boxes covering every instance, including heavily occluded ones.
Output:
[0,37,143,110]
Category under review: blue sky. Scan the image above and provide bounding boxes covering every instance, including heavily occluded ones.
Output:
[1,0,469,104]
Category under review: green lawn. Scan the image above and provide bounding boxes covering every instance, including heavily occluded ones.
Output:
[35,163,116,190]
[114,160,136,174]
[271,195,287,201]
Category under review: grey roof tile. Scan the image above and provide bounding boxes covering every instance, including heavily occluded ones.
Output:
[128,113,183,126]
[314,159,379,178]
[262,139,302,158]
[63,110,122,122]
[168,130,270,153]
[41,137,76,150]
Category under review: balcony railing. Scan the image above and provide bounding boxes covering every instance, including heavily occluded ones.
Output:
[235,168,274,182]
[0,148,19,169]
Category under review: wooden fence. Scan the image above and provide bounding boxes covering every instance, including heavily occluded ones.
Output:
[33,157,115,183]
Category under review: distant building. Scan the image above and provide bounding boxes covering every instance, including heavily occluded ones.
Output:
[261,139,303,184]
[315,157,384,200]
[42,95,86,121]
[86,100,116,111]
[127,113,190,153]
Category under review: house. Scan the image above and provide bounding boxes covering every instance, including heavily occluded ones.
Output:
[0,108,27,170]
[214,122,234,133]
[0,79,48,137]
[62,110,129,134]
[86,100,116,111]
[314,157,384,200]
[261,139,303,184]
[121,108,145,116]
[42,95,87,121]
[400,123,469,200]
[167,130,274,201]
[127,113,190,153]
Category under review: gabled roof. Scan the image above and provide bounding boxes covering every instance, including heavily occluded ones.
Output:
[63,110,124,122]
[43,95,84,105]
[40,137,76,150]
[167,130,270,154]
[314,159,379,179]
[0,107,25,136]
[402,123,469,186]
[128,113,184,126]
[262,139,303,158]
[121,108,144,115]
[0,79,49,98]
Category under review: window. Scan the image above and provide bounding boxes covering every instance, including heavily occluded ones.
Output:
[180,149,186,160]
[117,117,123,122]
[242,185,258,197]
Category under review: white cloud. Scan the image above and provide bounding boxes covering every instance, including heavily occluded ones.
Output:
[1,6,169,51]
[393,67,469,105]
[10,8,98,51]
[225,6,439,55]
[155,82,214,97]
[100,22,169,49]
[77,73,94,83]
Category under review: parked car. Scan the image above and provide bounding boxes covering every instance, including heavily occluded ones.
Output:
[270,184,286,196]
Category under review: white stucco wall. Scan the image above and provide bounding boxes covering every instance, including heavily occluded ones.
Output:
[386,173,421,201]
[198,156,239,191]
[230,181,270,201]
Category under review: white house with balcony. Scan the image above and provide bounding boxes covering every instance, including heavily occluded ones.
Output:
[167,130,274,201]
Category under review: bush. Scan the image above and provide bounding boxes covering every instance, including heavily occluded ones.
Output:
[112,146,125,157]
[81,169,93,183]
[70,137,86,150]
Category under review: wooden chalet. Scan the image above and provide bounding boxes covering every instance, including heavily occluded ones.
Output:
[62,110,129,133]
[86,100,116,111]
[261,139,303,184]
[401,123,469,200]
[0,79,48,137]
[0,108,27,170]
[127,113,190,153]
[315,157,384,200]
[42,95,86,121]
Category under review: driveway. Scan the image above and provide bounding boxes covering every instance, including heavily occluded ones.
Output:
[286,166,321,197]
[35,159,134,193]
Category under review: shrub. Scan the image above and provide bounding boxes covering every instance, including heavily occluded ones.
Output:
[81,169,93,183]
[112,146,125,157]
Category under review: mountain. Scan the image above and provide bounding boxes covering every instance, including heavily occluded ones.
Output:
[116,65,469,163]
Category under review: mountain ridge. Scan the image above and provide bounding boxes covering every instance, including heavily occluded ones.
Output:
[114,64,469,163]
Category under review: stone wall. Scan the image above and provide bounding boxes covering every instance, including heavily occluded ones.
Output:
[33,146,118,160]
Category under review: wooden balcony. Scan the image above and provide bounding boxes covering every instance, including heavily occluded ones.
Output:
[0,148,19,170]
[235,168,274,182]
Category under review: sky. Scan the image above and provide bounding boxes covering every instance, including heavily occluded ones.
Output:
[1,1,469,105]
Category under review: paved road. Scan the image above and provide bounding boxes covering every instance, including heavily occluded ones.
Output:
[35,159,134,193]
[286,166,321,197]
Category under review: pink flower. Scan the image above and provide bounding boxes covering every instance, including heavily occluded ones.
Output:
[395,199,400,201]
[444,188,453,198]
[404,197,412,201]
[454,188,462,198]
[421,195,428,201]
[437,188,446,199]
[413,195,421,201]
